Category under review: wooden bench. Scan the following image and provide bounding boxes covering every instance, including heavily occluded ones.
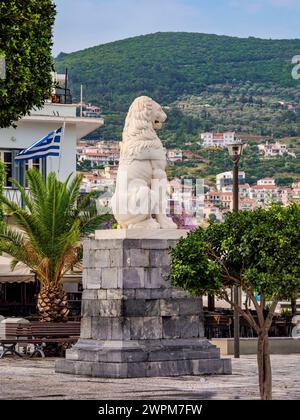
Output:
[0,322,80,358]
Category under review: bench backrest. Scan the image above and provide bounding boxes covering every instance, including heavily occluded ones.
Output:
[0,322,80,339]
[29,322,81,337]
[0,324,32,338]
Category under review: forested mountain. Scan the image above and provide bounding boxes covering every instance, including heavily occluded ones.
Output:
[55,32,300,143]
[56,32,299,108]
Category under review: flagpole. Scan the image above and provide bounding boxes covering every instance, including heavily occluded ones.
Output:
[58,120,66,179]
[80,85,83,117]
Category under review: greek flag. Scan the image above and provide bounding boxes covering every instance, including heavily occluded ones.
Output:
[15,127,63,161]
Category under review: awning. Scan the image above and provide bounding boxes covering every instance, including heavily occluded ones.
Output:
[0,255,35,283]
[62,274,82,284]
[0,255,82,284]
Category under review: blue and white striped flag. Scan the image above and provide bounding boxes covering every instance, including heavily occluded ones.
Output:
[15,127,63,161]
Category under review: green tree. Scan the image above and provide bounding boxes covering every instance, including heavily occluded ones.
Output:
[0,1,56,128]
[0,170,110,322]
[167,205,300,400]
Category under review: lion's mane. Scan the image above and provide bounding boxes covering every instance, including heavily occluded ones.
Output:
[119,96,164,162]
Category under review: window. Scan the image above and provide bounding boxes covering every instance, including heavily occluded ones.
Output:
[0,150,13,186]
[0,149,42,188]
[25,158,41,187]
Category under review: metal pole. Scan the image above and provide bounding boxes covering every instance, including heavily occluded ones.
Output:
[232,160,240,358]
[80,85,83,118]
[64,68,68,104]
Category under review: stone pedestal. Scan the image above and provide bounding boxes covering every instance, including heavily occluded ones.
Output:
[55,230,231,378]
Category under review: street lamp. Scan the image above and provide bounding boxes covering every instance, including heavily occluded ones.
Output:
[227,140,245,359]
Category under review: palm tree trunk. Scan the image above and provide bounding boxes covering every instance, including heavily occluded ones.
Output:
[37,284,69,322]
[257,331,272,400]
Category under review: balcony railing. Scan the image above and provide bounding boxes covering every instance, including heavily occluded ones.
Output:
[4,187,29,207]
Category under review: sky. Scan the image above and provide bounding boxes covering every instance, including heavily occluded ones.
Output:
[53,0,300,56]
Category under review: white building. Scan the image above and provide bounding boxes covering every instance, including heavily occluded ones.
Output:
[0,86,104,310]
[250,184,280,205]
[257,178,276,186]
[221,183,250,198]
[201,132,235,148]
[258,141,296,158]
[216,171,246,192]
[0,102,103,204]
[81,104,101,118]
[167,149,183,162]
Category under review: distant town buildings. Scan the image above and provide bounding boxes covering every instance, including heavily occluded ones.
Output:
[77,140,120,167]
[201,132,235,148]
[205,175,300,214]
[258,141,296,158]
[78,103,102,118]
[216,171,246,191]
[75,140,300,226]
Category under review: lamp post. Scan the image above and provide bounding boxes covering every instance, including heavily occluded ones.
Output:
[227,141,245,359]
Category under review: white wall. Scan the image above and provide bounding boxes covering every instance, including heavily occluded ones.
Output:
[0,120,77,182]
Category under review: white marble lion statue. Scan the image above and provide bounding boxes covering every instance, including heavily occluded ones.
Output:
[111,96,177,229]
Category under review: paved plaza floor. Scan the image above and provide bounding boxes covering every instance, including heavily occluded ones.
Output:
[0,355,299,400]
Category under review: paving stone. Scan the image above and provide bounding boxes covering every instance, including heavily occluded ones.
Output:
[2,356,299,400]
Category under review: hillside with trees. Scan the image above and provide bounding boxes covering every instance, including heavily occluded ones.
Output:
[55,32,300,182]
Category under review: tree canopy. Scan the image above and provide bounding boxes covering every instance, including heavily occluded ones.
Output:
[167,205,300,399]
[0,0,56,128]
[0,170,111,321]
[168,205,300,303]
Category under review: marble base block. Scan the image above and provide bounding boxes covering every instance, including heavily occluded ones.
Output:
[55,230,231,377]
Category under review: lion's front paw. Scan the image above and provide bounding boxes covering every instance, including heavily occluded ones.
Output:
[155,215,177,229]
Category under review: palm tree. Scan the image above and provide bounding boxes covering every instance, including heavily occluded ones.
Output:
[0,169,110,322]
